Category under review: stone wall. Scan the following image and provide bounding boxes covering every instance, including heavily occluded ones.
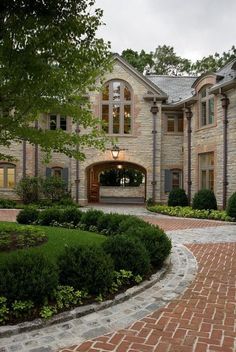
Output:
[100,185,145,198]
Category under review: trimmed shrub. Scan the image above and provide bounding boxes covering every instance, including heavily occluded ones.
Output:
[124,225,172,268]
[103,235,150,276]
[226,192,236,218]
[192,189,217,210]
[168,188,188,207]
[61,207,83,225]
[17,207,40,224]
[118,216,148,234]
[58,246,114,294]
[80,209,104,228]
[0,253,58,304]
[0,199,17,209]
[39,208,63,226]
[97,213,128,235]
[15,176,42,204]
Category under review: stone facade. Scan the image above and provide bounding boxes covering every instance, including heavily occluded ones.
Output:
[1,55,236,208]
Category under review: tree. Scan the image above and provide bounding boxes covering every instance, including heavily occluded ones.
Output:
[152,45,191,76]
[0,0,112,161]
[121,49,154,74]
[191,46,236,74]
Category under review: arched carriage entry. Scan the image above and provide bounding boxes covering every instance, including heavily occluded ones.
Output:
[87,161,146,204]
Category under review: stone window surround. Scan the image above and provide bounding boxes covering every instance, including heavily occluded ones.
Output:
[198,152,215,191]
[101,79,134,136]
[199,85,215,127]
[164,112,184,134]
[47,114,67,131]
[0,163,16,189]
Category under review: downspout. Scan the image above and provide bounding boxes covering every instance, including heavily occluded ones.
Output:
[75,124,80,204]
[186,108,192,205]
[221,94,230,209]
[22,140,26,178]
[34,121,39,177]
[150,98,159,203]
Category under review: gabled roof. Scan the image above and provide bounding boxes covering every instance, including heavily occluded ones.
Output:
[113,54,167,99]
[213,59,236,89]
[147,75,197,103]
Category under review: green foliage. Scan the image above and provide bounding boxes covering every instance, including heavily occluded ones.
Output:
[0,0,111,161]
[80,209,104,228]
[42,177,68,203]
[226,192,236,218]
[168,188,188,207]
[61,207,83,225]
[97,213,127,235]
[192,189,217,210]
[15,177,42,204]
[0,252,58,304]
[103,235,150,277]
[0,199,17,209]
[124,225,172,268]
[118,216,147,234]
[122,45,236,76]
[12,300,34,319]
[58,245,114,294]
[146,198,154,207]
[100,167,144,187]
[147,205,232,221]
[0,297,9,324]
[0,223,47,251]
[39,208,63,226]
[39,305,57,320]
[53,285,85,309]
[121,49,154,73]
[16,207,40,224]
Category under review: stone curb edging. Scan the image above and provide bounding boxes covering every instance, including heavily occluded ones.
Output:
[0,257,171,339]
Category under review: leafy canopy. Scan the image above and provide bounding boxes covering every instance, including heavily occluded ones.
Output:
[0,0,112,161]
[122,45,236,76]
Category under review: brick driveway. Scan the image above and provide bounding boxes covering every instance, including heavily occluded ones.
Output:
[0,208,235,351]
[60,242,235,352]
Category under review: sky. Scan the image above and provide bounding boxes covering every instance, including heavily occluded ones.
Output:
[96,0,236,61]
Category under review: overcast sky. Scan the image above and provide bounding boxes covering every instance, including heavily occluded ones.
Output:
[96,0,236,61]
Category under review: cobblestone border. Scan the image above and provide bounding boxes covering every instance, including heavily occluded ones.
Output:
[0,255,172,339]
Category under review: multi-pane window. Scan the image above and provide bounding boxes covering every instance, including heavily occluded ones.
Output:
[166,115,183,133]
[102,81,132,135]
[199,86,215,127]
[49,114,67,130]
[199,152,214,191]
[164,169,182,192]
[0,164,16,189]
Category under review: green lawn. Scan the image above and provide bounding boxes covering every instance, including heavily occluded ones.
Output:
[0,222,106,264]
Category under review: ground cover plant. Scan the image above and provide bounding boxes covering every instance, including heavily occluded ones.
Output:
[0,208,171,325]
[147,204,233,221]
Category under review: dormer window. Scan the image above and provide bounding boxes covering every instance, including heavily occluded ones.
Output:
[199,86,215,127]
[101,80,132,135]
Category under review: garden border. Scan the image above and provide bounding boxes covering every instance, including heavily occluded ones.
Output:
[0,255,172,338]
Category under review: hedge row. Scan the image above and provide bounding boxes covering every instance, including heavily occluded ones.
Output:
[0,208,172,324]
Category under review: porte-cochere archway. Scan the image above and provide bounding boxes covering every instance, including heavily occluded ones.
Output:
[86,161,147,204]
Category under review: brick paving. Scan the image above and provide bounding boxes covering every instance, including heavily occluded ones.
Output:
[60,242,236,352]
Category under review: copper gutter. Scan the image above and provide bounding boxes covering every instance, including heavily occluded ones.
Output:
[186,108,192,205]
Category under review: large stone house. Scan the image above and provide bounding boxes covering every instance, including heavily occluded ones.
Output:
[1,55,236,208]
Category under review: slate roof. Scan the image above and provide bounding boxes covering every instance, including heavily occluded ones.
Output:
[147,75,197,103]
[214,59,236,88]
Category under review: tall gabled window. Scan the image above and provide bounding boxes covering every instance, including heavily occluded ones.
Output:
[199,86,215,127]
[0,164,16,189]
[102,81,132,135]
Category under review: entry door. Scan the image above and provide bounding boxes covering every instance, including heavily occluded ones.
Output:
[89,182,100,202]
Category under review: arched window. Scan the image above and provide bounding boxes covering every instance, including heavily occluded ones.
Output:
[199,86,215,126]
[0,163,16,189]
[101,80,132,135]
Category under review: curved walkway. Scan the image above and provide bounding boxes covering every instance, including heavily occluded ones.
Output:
[0,207,235,352]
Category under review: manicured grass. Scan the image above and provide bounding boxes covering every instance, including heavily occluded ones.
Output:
[0,222,106,264]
